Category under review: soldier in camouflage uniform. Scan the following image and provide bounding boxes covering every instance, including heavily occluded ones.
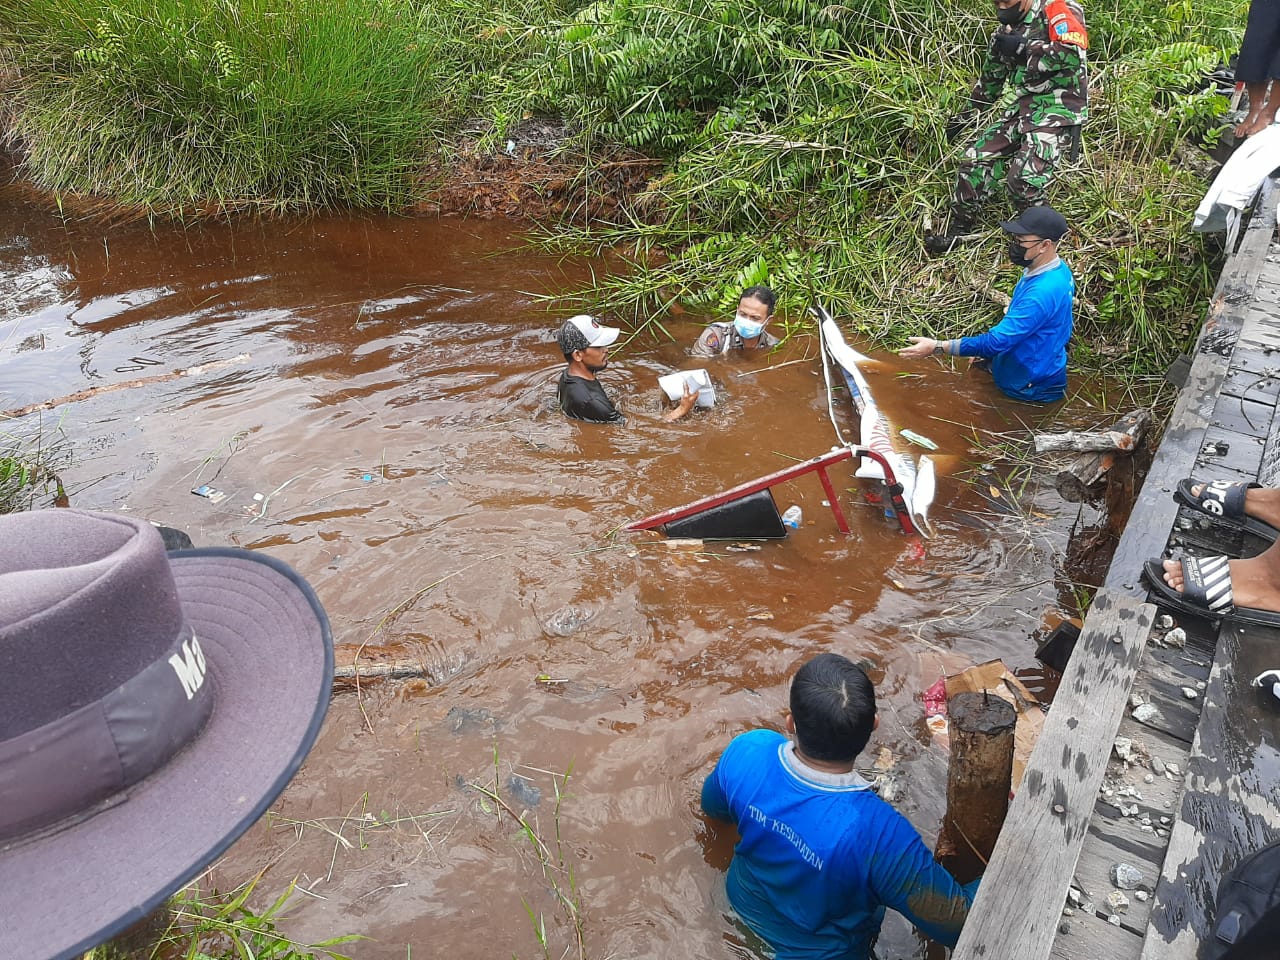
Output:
[926,0,1087,255]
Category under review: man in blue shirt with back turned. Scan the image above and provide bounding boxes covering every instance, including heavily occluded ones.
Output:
[900,205,1074,403]
[701,653,978,959]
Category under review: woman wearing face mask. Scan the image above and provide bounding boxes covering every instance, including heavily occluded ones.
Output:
[690,285,782,358]
[899,205,1074,404]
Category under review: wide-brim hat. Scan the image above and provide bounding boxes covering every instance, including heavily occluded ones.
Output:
[0,510,334,960]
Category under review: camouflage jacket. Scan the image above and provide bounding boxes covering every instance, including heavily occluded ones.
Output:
[970,0,1088,132]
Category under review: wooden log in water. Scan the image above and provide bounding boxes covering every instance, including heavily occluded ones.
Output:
[1052,408,1152,503]
[333,658,433,684]
[936,691,1016,885]
[0,354,252,420]
[1034,430,1136,453]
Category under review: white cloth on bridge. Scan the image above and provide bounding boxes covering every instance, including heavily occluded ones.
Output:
[1194,123,1280,248]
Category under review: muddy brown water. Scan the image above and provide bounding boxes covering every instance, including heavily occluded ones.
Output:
[2,179,1114,959]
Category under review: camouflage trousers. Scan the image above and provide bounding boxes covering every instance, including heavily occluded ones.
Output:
[952,110,1074,222]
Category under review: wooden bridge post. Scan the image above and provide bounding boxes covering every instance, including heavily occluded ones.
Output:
[937,691,1017,884]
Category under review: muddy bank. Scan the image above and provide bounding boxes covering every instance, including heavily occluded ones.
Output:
[416,118,661,221]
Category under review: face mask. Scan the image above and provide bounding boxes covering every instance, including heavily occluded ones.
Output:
[733,313,766,340]
[996,5,1024,25]
[1007,237,1035,267]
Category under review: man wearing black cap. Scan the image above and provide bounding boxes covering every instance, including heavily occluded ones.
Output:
[900,205,1074,403]
[556,314,696,423]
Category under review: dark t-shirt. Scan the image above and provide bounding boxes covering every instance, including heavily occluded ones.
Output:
[558,368,623,423]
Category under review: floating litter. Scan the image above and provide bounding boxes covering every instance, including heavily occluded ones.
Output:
[190,485,227,505]
[900,429,938,450]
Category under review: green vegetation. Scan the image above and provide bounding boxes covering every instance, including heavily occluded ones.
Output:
[1,424,69,513]
[0,0,1249,371]
[0,0,562,212]
[526,0,1243,372]
[469,749,584,960]
[82,874,359,960]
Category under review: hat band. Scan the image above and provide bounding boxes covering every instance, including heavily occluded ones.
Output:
[0,629,215,847]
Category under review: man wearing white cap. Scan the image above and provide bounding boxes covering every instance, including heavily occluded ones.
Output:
[556,315,696,423]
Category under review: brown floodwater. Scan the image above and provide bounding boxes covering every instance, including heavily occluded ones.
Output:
[2,176,1115,959]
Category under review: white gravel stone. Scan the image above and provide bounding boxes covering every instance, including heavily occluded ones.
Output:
[1133,703,1161,724]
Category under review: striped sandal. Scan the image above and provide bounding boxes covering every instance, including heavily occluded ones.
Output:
[1142,556,1280,628]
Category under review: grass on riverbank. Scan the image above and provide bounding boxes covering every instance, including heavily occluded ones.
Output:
[82,875,360,960]
[524,0,1242,373]
[0,0,564,213]
[0,0,1250,372]
[0,424,69,513]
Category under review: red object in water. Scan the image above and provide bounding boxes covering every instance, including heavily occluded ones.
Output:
[624,446,917,536]
[923,678,948,718]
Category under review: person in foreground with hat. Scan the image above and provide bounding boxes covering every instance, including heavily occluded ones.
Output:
[0,509,334,960]
[701,653,978,959]
[900,205,1074,403]
[557,314,697,423]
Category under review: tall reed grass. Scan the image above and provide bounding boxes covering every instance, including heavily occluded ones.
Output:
[0,423,69,514]
[524,0,1245,372]
[0,0,559,213]
[0,0,1252,371]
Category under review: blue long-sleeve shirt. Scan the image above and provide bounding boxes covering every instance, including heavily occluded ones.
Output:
[959,258,1074,403]
[701,729,979,959]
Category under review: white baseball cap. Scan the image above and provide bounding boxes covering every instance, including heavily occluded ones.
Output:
[558,314,621,353]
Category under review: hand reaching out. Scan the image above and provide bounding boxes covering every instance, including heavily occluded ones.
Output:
[899,337,938,359]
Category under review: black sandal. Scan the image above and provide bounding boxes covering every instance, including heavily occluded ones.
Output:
[1142,556,1280,628]
[1173,479,1278,543]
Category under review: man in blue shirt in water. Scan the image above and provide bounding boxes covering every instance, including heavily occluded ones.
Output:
[900,205,1074,403]
[701,653,978,959]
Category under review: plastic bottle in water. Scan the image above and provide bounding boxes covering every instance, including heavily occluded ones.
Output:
[781,505,803,530]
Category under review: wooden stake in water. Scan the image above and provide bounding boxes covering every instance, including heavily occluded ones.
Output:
[936,691,1016,884]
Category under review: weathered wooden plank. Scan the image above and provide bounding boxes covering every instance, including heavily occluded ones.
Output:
[1207,390,1276,439]
[1220,366,1280,403]
[1223,345,1280,378]
[1197,425,1266,479]
[1128,642,1211,744]
[1259,410,1280,487]
[1075,817,1162,933]
[1140,622,1280,960]
[1226,344,1280,387]
[953,590,1154,960]
[1072,718,1193,937]
[1052,903,1142,960]
[1237,313,1280,351]
[1105,213,1278,595]
[1253,280,1280,300]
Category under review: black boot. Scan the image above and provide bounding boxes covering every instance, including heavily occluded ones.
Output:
[925,213,977,256]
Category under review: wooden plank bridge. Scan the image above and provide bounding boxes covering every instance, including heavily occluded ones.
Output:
[952,182,1280,960]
